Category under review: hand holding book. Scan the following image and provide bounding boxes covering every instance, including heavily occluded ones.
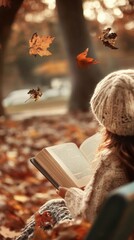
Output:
[56,187,68,198]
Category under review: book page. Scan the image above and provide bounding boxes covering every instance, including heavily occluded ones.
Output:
[46,143,91,187]
[80,133,101,163]
[35,150,79,188]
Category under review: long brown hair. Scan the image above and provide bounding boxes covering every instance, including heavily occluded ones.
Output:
[98,128,134,181]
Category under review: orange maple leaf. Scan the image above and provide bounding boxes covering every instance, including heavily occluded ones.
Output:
[29,32,55,57]
[76,48,98,67]
[0,0,11,7]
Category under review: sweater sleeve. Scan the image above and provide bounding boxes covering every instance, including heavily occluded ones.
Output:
[65,156,128,223]
[64,187,85,218]
[82,159,129,223]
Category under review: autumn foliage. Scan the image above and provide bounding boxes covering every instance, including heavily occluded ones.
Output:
[0,113,98,239]
[0,0,130,238]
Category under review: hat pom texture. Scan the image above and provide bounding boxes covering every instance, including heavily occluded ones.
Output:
[90,69,134,136]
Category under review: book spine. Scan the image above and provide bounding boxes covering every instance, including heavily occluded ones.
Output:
[30,158,60,189]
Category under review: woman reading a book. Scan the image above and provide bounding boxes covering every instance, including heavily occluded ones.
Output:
[16,69,134,240]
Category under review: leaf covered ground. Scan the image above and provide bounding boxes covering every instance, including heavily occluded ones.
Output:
[0,113,98,239]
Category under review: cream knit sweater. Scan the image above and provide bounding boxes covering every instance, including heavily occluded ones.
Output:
[16,148,130,240]
[64,148,129,223]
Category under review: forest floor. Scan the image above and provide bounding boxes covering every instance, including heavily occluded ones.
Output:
[0,111,98,239]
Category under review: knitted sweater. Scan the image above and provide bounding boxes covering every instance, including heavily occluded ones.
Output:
[64,148,129,223]
[16,148,129,240]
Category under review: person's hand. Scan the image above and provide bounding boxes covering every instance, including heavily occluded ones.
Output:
[56,186,68,199]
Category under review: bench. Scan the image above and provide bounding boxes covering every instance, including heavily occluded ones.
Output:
[85,182,134,240]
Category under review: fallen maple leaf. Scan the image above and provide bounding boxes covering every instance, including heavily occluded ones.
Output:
[51,219,91,239]
[26,87,42,102]
[31,218,91,240]
[76,48,98,67]
[29,32,55,57]
[0,0,11,7]
[99,28,118,49]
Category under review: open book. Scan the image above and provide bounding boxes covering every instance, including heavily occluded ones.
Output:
[30,133,101,189]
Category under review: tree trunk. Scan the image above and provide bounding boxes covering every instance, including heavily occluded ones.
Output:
[56,0,102,112]
[0,0,24,116]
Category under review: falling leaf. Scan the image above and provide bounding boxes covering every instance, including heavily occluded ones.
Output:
[99,28,118,50]
[26,87,43,102]
[29,32,55,57]
[0,0,11,7]
[76,48,99,67]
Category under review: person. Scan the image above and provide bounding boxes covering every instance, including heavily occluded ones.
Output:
[16,69,134,240]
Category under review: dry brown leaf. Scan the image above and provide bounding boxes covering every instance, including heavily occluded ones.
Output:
[29,32,55,57]
[26,87,43,102]
[99,28,118,49]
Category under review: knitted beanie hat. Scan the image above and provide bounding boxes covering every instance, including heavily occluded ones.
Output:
[90,69,134,136]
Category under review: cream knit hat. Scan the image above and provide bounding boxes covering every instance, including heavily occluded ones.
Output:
[90,69,134,136]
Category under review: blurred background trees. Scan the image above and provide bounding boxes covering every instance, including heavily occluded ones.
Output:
[0,0,134,116]
[56,0,102,112]
[0,0,24,115]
